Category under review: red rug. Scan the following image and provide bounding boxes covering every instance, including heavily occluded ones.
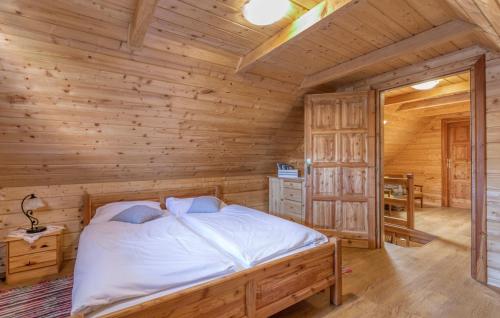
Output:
[0,276,73,318]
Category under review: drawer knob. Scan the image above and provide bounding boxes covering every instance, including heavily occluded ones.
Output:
[41,244,49,248]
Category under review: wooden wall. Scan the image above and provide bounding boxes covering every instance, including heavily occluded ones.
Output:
[384,112,470,207]
[0,175,270,276]
[0,1,304,187]
[486,55,500,288]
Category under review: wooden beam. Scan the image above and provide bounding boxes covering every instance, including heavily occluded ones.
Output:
[301,20,477,88]
[236,0,353,73]
[396,92,470,112]
[128,0,159,49]
[384,82,470,106]
[445,0,500,51]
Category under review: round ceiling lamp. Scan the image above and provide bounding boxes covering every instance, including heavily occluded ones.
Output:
[411,79,441,90]
[243,0,291,26]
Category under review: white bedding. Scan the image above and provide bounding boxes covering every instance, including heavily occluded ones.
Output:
[71,214,237,315]
[179,204,328,268]
[88,242,321,318]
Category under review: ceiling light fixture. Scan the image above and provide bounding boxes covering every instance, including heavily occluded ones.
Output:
[411,79,441,91]
[243,0,291,26]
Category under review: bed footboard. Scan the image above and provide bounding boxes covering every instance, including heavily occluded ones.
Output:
[91,238,341,318]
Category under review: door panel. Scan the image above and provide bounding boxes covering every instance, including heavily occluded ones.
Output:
[341,133,368,163]
[445,120,471,209]
[313,167,340,196]
[312,134,338,162]
[312,201,338,228]
[341,202,368,233]
[342,168,368,196]
[305,91,376,248]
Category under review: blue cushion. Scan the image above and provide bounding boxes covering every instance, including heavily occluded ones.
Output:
[187,196,221,213]
[110,205,163,224]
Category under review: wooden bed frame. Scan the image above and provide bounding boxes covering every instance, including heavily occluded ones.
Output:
[77,186,342,318]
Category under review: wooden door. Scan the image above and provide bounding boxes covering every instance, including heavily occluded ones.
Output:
[305,91,376,248]
[443,120,471,209]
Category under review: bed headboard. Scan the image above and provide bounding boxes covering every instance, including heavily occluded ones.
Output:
[82,186,222,226]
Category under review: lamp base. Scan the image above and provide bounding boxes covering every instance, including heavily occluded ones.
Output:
[26,226,47,234]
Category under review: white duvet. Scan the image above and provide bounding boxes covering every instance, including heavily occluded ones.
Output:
[179,204,328,268]
[71,215,237,315]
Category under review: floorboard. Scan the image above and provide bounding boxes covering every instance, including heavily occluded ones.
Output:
[275,207,500,317]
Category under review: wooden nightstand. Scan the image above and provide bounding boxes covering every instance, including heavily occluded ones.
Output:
[3,229,63,284]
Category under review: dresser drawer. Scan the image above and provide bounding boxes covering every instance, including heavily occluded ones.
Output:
[9,236,57,257]
[283,200,303,216]
[9,250,58,274]
[283,187,302,202]
[283,180,302,190]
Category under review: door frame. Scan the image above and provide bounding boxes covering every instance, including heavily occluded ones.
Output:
[441,118,472,208]
[374,55,487,283]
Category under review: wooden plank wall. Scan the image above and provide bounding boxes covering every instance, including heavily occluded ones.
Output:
[486,54,500,288]
[0,0,304,187]
[384,112,470,207]
[0,175,270,275]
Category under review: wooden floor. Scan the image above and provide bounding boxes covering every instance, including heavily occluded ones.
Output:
[275,207,500,318]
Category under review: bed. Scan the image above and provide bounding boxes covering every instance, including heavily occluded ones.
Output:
[73,186,342,318]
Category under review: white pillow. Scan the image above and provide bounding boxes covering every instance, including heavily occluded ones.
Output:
[165,196,225,217]
[91,201,162,224]
[165,197,195,217]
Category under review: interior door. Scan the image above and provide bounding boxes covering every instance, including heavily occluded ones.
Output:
[305,91,376,248]
[445,120,471,209]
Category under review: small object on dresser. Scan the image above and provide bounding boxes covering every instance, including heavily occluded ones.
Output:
[2,227,64,284]
[21,193,47,234]
[276,162,299,178]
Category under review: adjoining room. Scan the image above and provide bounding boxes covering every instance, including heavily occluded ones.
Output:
[382,72,472,247]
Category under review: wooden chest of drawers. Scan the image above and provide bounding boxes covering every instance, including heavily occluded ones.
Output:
[3,230,63,284]
[269,176,305,223]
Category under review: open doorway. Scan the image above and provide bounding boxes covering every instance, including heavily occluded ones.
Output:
[374,55,487,284]
[382,72,471,246]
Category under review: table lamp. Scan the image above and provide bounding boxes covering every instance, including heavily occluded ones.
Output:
[21,194,47,233]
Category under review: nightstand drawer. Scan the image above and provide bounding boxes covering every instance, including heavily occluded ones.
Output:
[283,199,303,216]
[9,250,57,274]
[283,180,302,190]
[9,236,57,257]
[283,188,302,202]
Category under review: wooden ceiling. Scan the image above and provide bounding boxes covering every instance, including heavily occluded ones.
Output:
[2,0,497,89]
[147,0,498,87]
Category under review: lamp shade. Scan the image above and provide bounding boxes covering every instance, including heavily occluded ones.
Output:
[243,0,290,25]
[23,195,45,210]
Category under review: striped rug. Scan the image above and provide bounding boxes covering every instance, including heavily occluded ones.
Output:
[0,276,73,318]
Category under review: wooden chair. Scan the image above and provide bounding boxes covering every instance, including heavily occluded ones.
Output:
[386,174,424,208]
[383,174,415,229]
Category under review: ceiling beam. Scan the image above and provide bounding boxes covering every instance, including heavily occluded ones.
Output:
[384,81,470,106]
[236,0,353,73]
[301,20,477,89]
[128,0,159,49]
[444,0,500,51]
[396,92,470,112]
